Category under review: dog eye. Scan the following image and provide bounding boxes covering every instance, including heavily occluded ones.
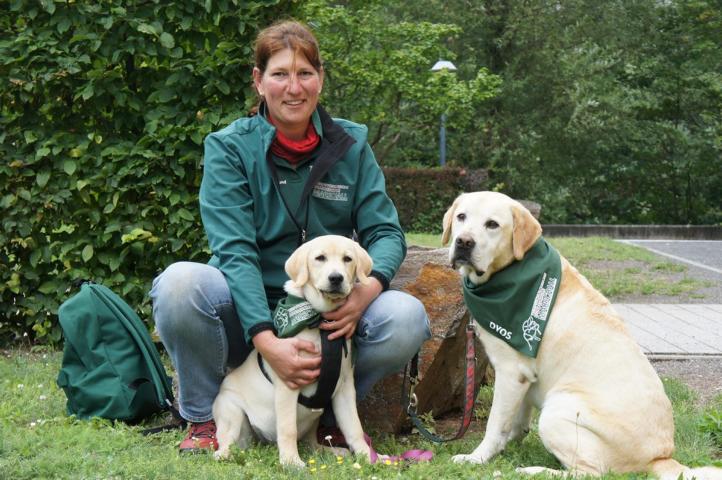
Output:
[315,254,326,262]
[343,255,352,263]
[485,220,500,229]
[456,213,466,222]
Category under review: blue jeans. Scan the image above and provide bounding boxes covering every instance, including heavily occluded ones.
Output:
[150,261,431,423]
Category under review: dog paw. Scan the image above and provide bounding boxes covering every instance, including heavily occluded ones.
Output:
[452,454,484,464]
[515,466,553,475]
[214,448,230,461]
[280,456,306,469]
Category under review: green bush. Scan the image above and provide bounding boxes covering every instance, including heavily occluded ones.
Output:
[0,0,293,344]
[383,167,488,233]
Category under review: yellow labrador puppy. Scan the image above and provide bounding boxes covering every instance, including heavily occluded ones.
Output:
[443,191,721,480]
[213,235,373,467]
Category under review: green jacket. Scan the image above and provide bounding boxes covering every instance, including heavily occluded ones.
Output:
[199,105,406,342]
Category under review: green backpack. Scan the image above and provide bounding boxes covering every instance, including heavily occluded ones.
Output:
[56,282,175,423]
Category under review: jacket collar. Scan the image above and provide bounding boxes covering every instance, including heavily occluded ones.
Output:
[258,102,355,154]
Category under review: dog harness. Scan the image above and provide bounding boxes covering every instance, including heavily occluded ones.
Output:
[462,237,562,358]
[258,295,348,410]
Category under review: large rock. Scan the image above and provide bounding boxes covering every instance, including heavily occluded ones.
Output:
[357,246,489,433]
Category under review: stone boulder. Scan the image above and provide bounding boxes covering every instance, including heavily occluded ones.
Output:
[357,246,489,433]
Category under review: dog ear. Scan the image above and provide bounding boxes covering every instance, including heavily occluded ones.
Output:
[441,195,462,246]
[353,242,374,285]
[511,203,542,260]
[285,243,310,287]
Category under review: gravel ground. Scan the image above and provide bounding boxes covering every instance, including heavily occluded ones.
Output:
[652,357,722,405]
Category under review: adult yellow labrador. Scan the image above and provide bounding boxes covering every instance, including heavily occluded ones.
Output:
[213,235,373,468]
[442,191,721,479]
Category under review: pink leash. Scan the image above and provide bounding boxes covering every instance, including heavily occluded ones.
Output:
[364,433,433,464]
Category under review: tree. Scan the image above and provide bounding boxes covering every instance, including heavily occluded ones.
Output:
[300,0,501,165]
[402,0,721,223]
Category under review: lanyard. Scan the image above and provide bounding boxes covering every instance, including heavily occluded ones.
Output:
[266,155,313,247]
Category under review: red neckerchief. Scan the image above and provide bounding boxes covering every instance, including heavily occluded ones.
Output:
[269,116,320,165]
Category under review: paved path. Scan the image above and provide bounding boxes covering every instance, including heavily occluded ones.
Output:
[612,240,722,357]
[613,304,722,357]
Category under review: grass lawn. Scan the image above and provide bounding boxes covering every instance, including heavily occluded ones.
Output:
[405,234,712,301]
[1,348,721,479]
[2,235,719,478]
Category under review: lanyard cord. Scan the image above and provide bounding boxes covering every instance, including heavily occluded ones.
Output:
[266,153,310,246]
[261,103,357,247]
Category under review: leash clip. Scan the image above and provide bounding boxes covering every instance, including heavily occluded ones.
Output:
[407,392,418,415]
[407,376,418,415]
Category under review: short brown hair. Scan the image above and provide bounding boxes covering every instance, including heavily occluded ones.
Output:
[254,20,322,74]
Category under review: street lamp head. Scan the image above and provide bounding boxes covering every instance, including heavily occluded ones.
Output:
[430,60,457,167]
[431,59,457,72]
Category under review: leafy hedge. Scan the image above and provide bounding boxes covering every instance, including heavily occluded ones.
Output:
[383,167,488,233]
[0,1,488,345]
[0,0,293,343]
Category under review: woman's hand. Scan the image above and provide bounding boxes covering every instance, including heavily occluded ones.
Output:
[320,278,383,340]
[252,330,321,390]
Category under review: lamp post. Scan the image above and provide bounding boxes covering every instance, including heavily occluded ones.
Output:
[431,60,457,167]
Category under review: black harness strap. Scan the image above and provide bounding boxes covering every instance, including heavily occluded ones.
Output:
[298,330,345,409]
[257,329,348,409]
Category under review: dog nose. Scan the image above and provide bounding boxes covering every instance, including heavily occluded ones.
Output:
[455,236,475,250]
[328,273,343,286]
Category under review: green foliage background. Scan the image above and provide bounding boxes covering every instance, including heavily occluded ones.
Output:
[1,0,292,343]
[300,0,501,164]
[1,0,721,343]
[393,0,722,224]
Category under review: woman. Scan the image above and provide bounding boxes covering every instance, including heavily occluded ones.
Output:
[150,20,431,453]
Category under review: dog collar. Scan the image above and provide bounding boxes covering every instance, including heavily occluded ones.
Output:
[272,294,322,338]
[462,237,561,358]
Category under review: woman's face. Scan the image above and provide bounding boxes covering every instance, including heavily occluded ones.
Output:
[253,48,323,140]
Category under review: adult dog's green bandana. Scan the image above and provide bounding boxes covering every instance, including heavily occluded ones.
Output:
[272,294,322,338]
[462,237,561,358]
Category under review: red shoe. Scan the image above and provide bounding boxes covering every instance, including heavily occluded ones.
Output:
[179,420,218,454]
[316,425,349,449]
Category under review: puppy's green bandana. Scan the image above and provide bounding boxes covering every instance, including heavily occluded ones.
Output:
[462,237,561,358]
[272,294,322,338]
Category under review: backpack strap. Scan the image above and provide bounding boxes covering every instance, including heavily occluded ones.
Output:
[57,284,102,371]
[89,284,175,410]
[140,403,186,436]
